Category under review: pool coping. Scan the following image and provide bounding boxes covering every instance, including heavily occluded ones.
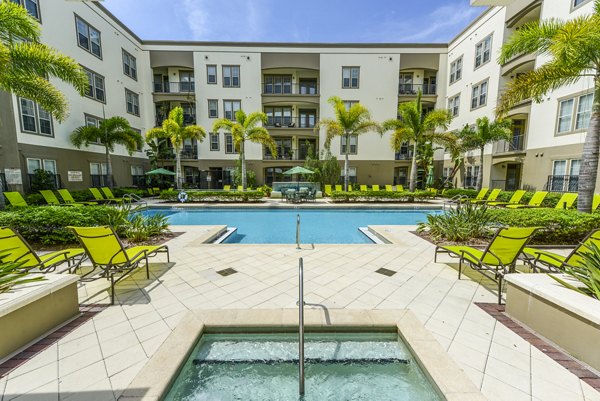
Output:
[148,202,444,210]
[119,309,487,401]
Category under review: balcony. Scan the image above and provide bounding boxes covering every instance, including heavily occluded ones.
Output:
[262,83,319,96]
[395,150,413,160]
[264,116,318,129]
[156,114,196,127]
[493,135,525,155]
[546,175,579,192]
[159,148,198,161]
[263,148,315,161]
[398,83,437,96]
[153,81,195,94]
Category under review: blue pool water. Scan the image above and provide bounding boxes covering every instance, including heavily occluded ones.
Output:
[145,207,440,244]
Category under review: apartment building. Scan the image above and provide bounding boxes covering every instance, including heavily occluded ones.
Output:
[0,0,595,193]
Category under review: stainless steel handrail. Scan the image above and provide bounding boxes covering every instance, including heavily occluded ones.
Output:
[298,257,305,396]
[123,193,148,208]
[296,214,301,249]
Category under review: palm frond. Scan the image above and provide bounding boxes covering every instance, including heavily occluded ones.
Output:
[70,125,102,148]
[0,74,68,121]
[243,111,267,129]
[182,125,207,142]
[167,107,184,127]
[212,118,236,132]
[0,2,40,43]
[423,109,453,131]
[247,127,277,156]
[390,127,415,151]
[498,19,564,63]
[352,120,381,136]
[145,128,168,142]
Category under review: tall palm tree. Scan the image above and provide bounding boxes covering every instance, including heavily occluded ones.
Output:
[71,117,143,189]
[437,131,469,188]
[146,107,206,189]
[382,91,452,192]
[213,110,276,190]
[458,117,512,190]
[318,97,380,191]
[0,2,87,121]
[497,0,600,212]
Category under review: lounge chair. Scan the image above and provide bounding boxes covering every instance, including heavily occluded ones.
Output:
[324,185,332,196]
[100,187,126,203]
[223,185,231,192]
[348,185,353,192]
[506,191,548,209]
[89,188,117,204]
[385,185,393,192]
[487,190,526,207]
[58,189,97,205]
[521,229,600,273]
[471,188,501,204]
[396,185,404,192]
[68,226,170,304]
[3,192,28,207]
[40,190,83,207]
[554,192,578,209]
[335,185,343,192]
[435,226,538,304]
[360,185,367,192]
[237,185,244,191]
[372,185,380,191]
[472,188,489,201]
[594,194,600,211]
[0,227,86,272]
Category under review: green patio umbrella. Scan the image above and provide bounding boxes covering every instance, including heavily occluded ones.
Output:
[145,168,176,176]
[426,166,435,188]
[283,166,314,190]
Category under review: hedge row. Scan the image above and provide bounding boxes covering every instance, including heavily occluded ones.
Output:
[330,190,436,202]
[159,190,264,203]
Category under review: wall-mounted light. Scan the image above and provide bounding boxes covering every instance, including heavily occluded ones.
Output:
[246,56,250,60]
[204,55,208,60]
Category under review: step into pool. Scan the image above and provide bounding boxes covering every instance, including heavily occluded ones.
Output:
[144,208,441,244]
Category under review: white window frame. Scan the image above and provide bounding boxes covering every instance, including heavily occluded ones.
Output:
[449,56,462,84]
[90,162,107,176]
[474,34,492,69]
[224,133,237,154]
[27,158,56,174]
[222,65,240,88]
[18,98,53,136]
[209,133,220,151]
[448,94,460,117]
[122,49,137,80]
[342,67,360,89]
[125,89,140,116]
[207,65,217,84]
[341,135,358,155]
[575,93,593,130]
[83,67,105,102]
[75,15,102,58]
[14,0,40,20]
[130,165,144,176]
[343,100,359,110]
[471,80,488,110]
[223,100,241,121]
[208,99,218,118]
[572,0,592,10]
[556,92,593,135]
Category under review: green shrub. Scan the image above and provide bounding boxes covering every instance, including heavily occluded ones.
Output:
[0,253,45,293]
[258,185,272,197]
[549,242,600,299]
[159,190,263,202]
[441,189,479,199]
[442,189,571,208]
[330,190,435,202]
[417,203,493,242]
[24,193,45,205]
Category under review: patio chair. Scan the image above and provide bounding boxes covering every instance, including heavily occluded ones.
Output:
[58,189,97,205]
[306,189,317,202]
[360,185,367,192]
[3,192,28,207]
[385,185,393,192]
[40,190,83,207]
[435,226,538,304]
[553,192,578,209]
[335,185,343,192]
[223,185,231,192]
[0,227,86,273]
[68,226,170,305]
[521,229,600,273]
[472,188,489,201]
[89,188,117,204]
[471,188,501,204]
[396,185,404,192]
[372,185,380,191]
[487,190,526,207]
[237,185,244,191]
[348,185,353,192]
[101,187,126,203]
[506,191,548,209]
[593,194,600,211]
[324,185,332,196]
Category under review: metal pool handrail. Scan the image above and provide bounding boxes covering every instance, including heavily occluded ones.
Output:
[299,257,305,396]
[296,214,301,249]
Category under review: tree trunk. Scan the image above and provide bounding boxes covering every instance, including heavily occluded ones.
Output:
[105,145,114,189]
[578,74,600,213]
[409,142,418,192]
[344,133,349,191]
[0,177,5,210]
[175,148,182,190]
[241,141,247,190]
[477,146,485,191]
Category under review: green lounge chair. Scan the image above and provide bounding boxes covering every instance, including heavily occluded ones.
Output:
[3,192,28,207]
[335,185,343,192]
[435,226,538,304]
[100,187,126,203]
[68,226,170,304]
[506,191,547,209]
[89,188,116,203]
[58,189,97,205]
[348,185,353,192]
[237,185,244,191]
[360,185,367,192]
[385,185,393,192]
[471,188,501,204]
[593,194,600,211]
[487,190,526,207]
[324,185,332,196]
[372,185,380,191]
[40,190,83,207]
[554,192,578,209]
[396,185,404,192]
[521,229,600,273]
[223,185,231,192]
[472,188,488,201]
[0,227,86,272]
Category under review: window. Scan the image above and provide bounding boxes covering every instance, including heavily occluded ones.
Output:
[75,16,101,58]
[131,165,144,176]
[84,114,103,143]
[475,34,492,68]
[343,100,359,110]
[83,68,105,102]
[179,70,195,92]
[556,92,593,134]
[223,100,241,120]
[557,99,574,133]
[210,133,220,151]
[449,56,462,84]
[222,65,240,87]
[207,65,217,84]
[12,0,39,19]
[225,134,237,153]
[342,67,360,88]
[341,167,357,184]
[263,75,292,94]
[471,80,488,109]
[208,99,218,118]
[264,107,292,127]
[122,50,137,80]
[341,135,357,155]
[125,89,140,116]
[19,98,53,136]
[575,93,593,130]
[131,128,142,151]
[573,0,592,9]
[90,162,108,186]
[448,94,460,117]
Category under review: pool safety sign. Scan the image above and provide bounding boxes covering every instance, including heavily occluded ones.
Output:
[4,168,22,185]
[68,171,84,182]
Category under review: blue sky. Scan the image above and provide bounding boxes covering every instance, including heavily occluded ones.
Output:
[102,0,485,43]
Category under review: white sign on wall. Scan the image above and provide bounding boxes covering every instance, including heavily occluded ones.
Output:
[4,168,22,185]
[67,171,83,182]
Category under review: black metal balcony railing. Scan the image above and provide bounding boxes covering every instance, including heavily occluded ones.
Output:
[265,116,318,129]
[90,174,113,188]
[398,83,437,96]
[160,148,198,160]
[262,83,319,96]
[153,81,196,93]
[156,114,196,127]
[263,148,316,161]
[493,135,525,154]
[546,175,579,192]
[394,150,413,160]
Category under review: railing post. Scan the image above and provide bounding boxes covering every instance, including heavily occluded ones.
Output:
[299,257,305,396]
[296,214,301,250]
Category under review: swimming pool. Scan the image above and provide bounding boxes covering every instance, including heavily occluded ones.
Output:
[145,207,440,244]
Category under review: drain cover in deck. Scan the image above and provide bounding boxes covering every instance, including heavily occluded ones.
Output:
[375,268,396,277]
[217,268,238,277]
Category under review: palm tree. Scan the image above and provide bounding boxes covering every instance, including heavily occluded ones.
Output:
[497,1,600,212]
[437,131,469,188]
[458,117,512,190]
[213,110,276,190]
[146,107,206,189]
[0,2,87,121]
[71,117,143,189]
[382,91,452,192]
[318,97,380,191]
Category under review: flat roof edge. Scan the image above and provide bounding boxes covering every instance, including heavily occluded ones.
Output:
[141,41,448,49]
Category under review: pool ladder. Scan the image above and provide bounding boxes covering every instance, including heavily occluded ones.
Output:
[296,214,301,249]
[299,257,305,396]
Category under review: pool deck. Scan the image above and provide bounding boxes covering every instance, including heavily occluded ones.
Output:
[1,222,598,401]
